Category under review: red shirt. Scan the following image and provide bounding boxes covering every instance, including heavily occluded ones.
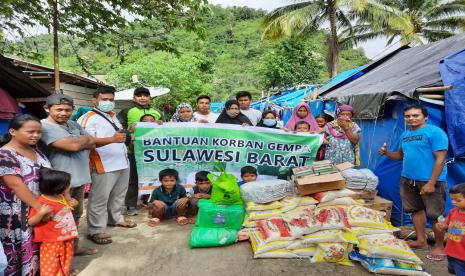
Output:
[29,195,78,243]
[445,208,465,261]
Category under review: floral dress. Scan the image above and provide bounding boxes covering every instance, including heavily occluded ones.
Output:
[0,148,51,276]
[324,122,361,165]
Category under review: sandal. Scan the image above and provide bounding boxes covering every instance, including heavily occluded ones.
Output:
[147,218,160,227]
[177,216,189,226]
[87,233,112,245]
[108,220,137,228]
[426,253,447,262]
[74,246,98,256]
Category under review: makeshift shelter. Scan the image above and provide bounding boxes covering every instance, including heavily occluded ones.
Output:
[318,33,465,225]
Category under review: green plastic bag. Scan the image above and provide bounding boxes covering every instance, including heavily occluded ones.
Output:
[208,162,243,205]
[189,227,238,248]
[195,200,245,230]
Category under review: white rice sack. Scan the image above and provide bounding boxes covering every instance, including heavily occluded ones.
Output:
[358,234,423,264]
[254,249,300,259]
[318,197,361,207]
[249,231,292,255]
[292,247,317,257]
[241,180,293,204]
[312,189,356,203]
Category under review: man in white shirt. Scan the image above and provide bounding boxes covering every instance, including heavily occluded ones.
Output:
[78,87,136,245]
[193,95,218,123]
[236,91,262,126]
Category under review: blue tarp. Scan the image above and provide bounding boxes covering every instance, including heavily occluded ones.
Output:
[439,49,465,157]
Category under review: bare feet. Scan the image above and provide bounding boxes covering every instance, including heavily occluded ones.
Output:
[147,218,160,227]
[406,239,429,249]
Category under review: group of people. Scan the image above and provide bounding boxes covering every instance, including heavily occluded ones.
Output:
[0,85,463,276]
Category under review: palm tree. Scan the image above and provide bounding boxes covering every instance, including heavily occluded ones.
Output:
[346,0,465,47]
[262,1,365,78]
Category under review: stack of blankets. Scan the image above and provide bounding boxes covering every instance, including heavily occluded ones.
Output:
[341,169,378,191]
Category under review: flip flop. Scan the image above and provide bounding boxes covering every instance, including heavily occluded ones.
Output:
[426,254,447,261]
[87,234,113,245]
[108,220,137,228]
[74,246,99,256]
[177,216,189,226]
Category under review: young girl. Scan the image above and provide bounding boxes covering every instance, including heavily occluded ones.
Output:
[315,114,330,160]
[285,102,319,131]
[29,168,78,276]
[294,121,311,132]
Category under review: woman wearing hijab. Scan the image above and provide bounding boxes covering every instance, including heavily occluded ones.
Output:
[324,104,361,165]
[215,100,252,125]
[170,103,196,122]
[257,110,279,129]
[285,102,319,131]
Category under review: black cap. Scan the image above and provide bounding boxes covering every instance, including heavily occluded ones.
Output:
[133,87,150,96]
[45,94,74,107]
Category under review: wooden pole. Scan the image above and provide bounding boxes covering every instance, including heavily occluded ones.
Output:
[52,0,60,93]
[415,85,453,93]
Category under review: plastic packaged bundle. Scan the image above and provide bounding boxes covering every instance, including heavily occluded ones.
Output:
[346,205,388,229]
[358,234,423,264]
[302,229,358,244]
[298,196,319,206]
[240,180,293,203]
[292,247,317,257]
[246,201,282,211]
[195,200,245,230]
[351,225,400,237]
[314,206,350,231]
[189,227,238,248]
[342,169,379,191]
[349,250,431,275]
[279,196,300,212]
[318,197,361,207]
[310,242,353,266]
[312,189,356,203]
[256,217,314,242]
[249,231,292,255]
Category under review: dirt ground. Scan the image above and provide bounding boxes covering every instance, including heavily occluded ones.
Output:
[73,208,449,276]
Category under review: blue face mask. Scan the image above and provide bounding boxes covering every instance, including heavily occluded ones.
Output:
[98,100,115,112]
[263,118,277,127]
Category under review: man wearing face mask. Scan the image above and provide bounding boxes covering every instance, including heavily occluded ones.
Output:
[78,87,136,245]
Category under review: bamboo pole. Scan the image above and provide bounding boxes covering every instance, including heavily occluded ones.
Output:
[415,85,453,93]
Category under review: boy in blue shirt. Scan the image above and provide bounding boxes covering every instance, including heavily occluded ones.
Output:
[147,169,190,226]
[379,104,448,261]
[190,171,212,216]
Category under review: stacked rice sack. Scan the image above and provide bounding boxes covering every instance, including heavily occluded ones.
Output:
[241,183,430,274]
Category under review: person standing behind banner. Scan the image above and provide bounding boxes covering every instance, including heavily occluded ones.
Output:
[170,103,196,122]
[215,100,252,126]
[78,87,136,245]
[324,105,361,165]
[40,94,98,257]
[284,102,319,132]
[236,91,261,126]
[117,87,162,216]
[256,110,280,129]
[194,95,218,123]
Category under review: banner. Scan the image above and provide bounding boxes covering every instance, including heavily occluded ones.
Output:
[134,122,322,194]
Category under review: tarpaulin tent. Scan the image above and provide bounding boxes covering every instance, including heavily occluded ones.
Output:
[318,33,465,225]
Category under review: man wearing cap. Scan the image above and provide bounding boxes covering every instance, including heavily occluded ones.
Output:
[40,94,98,256]
[117,87,162,215]
[78,87,136,245]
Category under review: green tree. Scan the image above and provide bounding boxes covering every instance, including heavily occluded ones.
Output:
[347,0,465,45]
[258,38,325,90]
[262,1,366,77]
[107,52,214,111]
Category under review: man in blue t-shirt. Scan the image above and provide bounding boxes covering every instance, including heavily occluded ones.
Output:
[379,104,448,261]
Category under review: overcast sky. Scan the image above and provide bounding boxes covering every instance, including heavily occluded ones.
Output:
[208,0,399,59]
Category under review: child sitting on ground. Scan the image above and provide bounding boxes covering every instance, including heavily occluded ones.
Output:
[147,169,191,226]
[190,171,212,215]
[29,168,79,276]
[437,183,465,275]
[238,166,258,186]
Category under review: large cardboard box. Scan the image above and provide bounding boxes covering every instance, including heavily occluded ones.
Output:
[294,163,351,195]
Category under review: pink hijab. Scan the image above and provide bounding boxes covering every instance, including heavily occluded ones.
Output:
[285,102,319,131]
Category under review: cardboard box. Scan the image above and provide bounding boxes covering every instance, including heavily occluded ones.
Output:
[364,195,393,221]
[348,189,377,201]
[294,172,346,196]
